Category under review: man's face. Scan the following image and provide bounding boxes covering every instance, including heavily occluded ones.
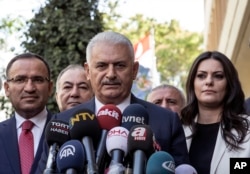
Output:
[147,88,184,115]
[55,68,93,111]
[85,42,138,104]
[4,58,53,118]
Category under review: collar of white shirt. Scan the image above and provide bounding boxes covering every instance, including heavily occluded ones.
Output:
[95,94,131,115]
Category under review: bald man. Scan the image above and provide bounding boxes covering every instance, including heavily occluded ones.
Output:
[147,84,186,116]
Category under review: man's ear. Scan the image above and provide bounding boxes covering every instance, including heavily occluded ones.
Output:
[84,62,90,80]
[132,61,139,80]
[4,81,10,97]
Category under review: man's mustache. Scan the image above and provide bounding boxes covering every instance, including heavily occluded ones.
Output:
[102,81,121,85]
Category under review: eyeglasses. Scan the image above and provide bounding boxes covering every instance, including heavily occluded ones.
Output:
[7,76,50,85]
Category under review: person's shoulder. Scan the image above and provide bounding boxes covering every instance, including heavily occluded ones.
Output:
[0,117,15,134]
[135,97,177,116]
[245,97,250,102]
[0,116,14,125]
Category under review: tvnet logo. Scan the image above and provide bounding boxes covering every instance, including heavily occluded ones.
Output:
[122,115,146,124]
[130,127,146,141]
[59,145,76,159]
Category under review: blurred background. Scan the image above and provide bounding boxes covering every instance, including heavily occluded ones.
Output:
[0,0,249,120]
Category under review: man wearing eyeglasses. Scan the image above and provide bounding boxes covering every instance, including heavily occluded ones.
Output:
[0,53,53,174]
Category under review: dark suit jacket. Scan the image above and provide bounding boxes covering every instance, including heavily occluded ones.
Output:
[37,94,189,173]
[0,111,52,174]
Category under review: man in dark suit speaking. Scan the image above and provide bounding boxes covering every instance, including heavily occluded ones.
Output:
[37,31,189,173]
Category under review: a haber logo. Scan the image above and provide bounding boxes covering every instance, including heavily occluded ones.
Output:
[59,145,76,159]
[97,109,119,120]
[131,127,146,141]
[162,161,175,173]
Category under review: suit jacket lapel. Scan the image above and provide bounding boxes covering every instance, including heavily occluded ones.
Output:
[87,98,95,111]
[30,111,53,174]
[183,125,193,152]
[210,126,227,174]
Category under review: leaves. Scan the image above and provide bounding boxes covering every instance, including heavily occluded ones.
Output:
[103,1,203,92]
[0,0,203,117]
[21,0,103,113]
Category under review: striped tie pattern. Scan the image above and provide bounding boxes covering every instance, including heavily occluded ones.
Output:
[19,120,34,174]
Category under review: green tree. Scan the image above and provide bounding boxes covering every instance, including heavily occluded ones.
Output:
[103,1,203,92]
[21,0,103,113]
[0,16,24,118]
[0,16,23,49]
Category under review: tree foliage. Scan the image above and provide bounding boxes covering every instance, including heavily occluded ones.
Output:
[21,0,103,113]
[0,16,25,118]
[103,1,203,92]
[0,0,203,117]
[0,16,23,49]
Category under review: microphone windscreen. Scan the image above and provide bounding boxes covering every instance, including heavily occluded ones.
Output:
[175,164,198,174]
[56,140,85,172]
[106,126,129,156]
[45,119,70,146]
[96,104,122,130]
[122,104,149,130]
[127,124,154,156]
[146,151,175,174]
[69,108,101,146]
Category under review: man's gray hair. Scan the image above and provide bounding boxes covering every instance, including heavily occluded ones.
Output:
[56,64,85,92]
[86,31,135,63]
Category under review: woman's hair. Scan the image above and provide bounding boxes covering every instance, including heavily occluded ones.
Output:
[181,51,249,150]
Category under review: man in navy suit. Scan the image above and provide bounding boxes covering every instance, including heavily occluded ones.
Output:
[37,31,189,173]
[0,53,53,174]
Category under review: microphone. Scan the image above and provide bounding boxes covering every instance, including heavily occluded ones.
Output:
[96,104,122,168]
[121,103,149,173]
[43,120,70,174]
[175,164,198,174]
[127,124,154,174]
[106,126,129,174]
[122,103,148,131]
[69,108,101,174]
[146,151,175,174]
[56,140,86,174]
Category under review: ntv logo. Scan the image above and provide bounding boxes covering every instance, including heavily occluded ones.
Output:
[59,145,76,159]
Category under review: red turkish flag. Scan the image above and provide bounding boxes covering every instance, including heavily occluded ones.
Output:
[133,34,150,61]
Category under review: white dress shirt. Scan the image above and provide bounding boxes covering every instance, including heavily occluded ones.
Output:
[16,107,47,157]
[95,94,131,115]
